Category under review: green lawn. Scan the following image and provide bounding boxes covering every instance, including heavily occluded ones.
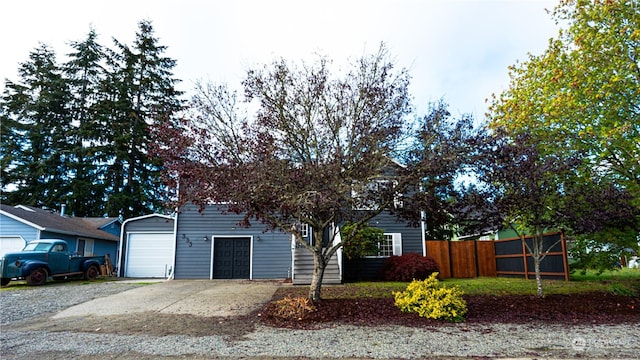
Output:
[311,268,640,299]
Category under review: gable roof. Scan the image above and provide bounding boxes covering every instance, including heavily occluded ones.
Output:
[0,204,119,242]
[80,217,121,230]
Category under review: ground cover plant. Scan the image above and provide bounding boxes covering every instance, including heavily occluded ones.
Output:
[259,270,640,329]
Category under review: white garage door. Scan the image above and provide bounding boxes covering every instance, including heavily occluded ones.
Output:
[0,237,26,257]
[125,233,174,278]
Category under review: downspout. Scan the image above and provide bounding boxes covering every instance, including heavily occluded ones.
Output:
[420,184,427,257]
[169,210,178,280]
[290,233,296,281]
[117,219,126,278]
[421,210,427,256]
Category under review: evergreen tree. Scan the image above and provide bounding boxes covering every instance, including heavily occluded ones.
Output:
[2,22,182,218]
[101,20,183,218]
[1,44,73,208]
[62,28,107,216]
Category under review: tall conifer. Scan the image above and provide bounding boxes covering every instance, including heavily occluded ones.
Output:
[1,44,73,208]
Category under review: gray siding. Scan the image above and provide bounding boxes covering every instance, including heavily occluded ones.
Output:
[342,210,423,282]
[368,211,423,254]
[124,216,174,233]
[174,204,291,280]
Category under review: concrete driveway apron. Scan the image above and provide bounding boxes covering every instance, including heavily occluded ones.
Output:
[52,280,281,319]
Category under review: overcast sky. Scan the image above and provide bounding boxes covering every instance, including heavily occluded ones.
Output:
[1,0,559,120]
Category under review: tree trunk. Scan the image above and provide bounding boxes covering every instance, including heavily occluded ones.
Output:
[308,250,326,301]
[534,255,544,298]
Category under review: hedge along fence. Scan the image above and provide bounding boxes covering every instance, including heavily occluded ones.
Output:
[425,232,569,280]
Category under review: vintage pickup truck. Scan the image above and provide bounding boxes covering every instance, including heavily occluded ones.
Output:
[0,239,106,286]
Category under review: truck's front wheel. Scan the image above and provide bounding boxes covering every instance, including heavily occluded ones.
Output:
[26,267,48,286]
[1,278,10,286]
[84,265,99,280]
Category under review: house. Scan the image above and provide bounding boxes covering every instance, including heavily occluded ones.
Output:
[0,204,120,258]
[118,203,425,283]
[173,204,292,280]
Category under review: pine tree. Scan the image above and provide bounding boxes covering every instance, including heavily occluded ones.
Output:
[62,28,107,216]
[101,20,184,218]
[1,44,73,208]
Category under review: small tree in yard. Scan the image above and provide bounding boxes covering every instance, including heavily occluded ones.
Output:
[479,130,640,297]
[156,44,414,300]
[480,130,582,298]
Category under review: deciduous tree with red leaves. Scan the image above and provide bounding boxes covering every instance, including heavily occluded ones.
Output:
[155,44,415,300]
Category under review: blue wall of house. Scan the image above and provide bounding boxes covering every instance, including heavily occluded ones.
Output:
[41,231,79,251]
[174,204,291,280]
[0,215,38,241]
[93,240,118,258]
[1,214,118,258]
[99,221,122,237]
[38,230,117,258]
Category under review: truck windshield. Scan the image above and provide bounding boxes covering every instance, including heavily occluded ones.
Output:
[23,243,53,252]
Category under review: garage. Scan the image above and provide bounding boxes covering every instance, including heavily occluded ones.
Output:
[125,233,174,278]
[118,214,175,278]
[0,236,26,257]
[212,237,251,279]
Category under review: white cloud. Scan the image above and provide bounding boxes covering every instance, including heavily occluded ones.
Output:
[1,0,559,120]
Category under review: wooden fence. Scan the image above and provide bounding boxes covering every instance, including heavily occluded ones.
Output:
[425,231,568,280]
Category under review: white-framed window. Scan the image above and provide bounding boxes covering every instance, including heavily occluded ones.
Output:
[300,223,309,238]
[364,233,402,257]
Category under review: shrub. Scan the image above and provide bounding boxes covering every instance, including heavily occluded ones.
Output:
[267,295,316,320]
[341,222,384,260]
[393,272,467,322]
[381,253,439,281]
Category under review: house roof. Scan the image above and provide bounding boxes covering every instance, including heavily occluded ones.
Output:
[0,204,119,242]
[80,217,121,229]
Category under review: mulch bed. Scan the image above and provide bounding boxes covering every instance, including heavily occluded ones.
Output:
[259,291,639,330]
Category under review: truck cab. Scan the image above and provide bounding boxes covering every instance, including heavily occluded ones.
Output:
[0,239,104,286]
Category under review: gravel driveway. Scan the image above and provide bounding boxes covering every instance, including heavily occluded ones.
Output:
[1,279,639,359]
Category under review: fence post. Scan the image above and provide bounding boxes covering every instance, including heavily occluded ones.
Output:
[561,231,569,281]
[521,235,529,279]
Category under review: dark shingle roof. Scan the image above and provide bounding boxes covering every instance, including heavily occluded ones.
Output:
[0,204,119,242]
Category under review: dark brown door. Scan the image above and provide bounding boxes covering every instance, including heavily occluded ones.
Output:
[213,237,250,279]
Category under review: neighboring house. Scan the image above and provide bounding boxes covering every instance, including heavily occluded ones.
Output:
[0,204,120,258]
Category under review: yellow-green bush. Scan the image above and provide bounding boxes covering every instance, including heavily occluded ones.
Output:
[393,272,467,322]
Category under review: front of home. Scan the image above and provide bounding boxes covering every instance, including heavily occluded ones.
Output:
[0,204,120,258]
[119,203,425,283]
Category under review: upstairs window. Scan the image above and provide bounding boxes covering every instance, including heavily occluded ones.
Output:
[352,180,403,210]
